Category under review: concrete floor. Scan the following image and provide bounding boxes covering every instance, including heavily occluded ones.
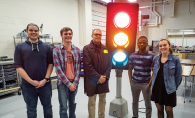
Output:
[0,70,195,118]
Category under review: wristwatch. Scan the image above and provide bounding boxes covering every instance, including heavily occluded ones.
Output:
[44,78,50,82]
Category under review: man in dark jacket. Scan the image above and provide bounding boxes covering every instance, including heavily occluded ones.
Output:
[14,23,53,118]
[83,29,112,118]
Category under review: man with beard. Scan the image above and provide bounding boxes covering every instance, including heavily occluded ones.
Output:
[14,23,53,118]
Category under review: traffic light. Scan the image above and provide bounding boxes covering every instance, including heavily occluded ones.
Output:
[106,3,139,70]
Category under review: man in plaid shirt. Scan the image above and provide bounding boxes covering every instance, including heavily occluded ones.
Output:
[53,27,81,118]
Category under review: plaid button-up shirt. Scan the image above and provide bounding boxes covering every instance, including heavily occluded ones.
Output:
[53,44,81,87]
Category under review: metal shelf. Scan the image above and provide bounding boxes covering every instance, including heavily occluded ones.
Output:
[0,61,21,96]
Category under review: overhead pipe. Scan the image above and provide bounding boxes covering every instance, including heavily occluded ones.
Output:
[146,1,158,27]
[153,0,162,24]
[146,0,168,26]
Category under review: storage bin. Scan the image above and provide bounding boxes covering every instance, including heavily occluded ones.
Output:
[5,75,17,81]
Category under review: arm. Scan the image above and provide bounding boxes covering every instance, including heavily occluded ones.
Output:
[148,68,153,87]
[16,67,39,87]
[53,48,72,88]
[36,46,54,88]
[100,54,112,84]
[83,46,101,83]
[128,65,133,83]
[73,48,81,87]
[103,52,112,80]
[36,64,54,88]
[14,46,39,87]
[175,57,182,89]
[128,54,134,83]
[45,64,53,78]
[149,55,156,87]
[45,46,54,78]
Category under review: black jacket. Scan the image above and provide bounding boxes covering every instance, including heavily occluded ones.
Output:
[83,40,112,96]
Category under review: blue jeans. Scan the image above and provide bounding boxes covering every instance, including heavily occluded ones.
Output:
[22,83,53,118]
[57,84,78,118]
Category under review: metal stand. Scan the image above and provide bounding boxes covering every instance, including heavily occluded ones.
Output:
[189,75,194,102]
[109,70,128,118]
[184,76,186,103]
[189,65,195,102]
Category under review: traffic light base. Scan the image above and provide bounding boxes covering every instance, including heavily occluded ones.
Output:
[109,97,128,118]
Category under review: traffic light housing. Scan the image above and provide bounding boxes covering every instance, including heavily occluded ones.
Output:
[106,3,139,70]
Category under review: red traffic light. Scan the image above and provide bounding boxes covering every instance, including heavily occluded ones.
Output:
[114,12,131,28]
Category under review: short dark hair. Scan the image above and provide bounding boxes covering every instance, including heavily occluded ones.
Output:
[138,36,148,42]
[92,29,101,35]
[60,27,73,35]
[26,23,39,31]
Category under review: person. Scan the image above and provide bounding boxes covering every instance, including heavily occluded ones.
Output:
[14,23,53,118]
[83,29,112,118]
[151,38,182,118]
[128,36,154,118]
[53,27,81,118]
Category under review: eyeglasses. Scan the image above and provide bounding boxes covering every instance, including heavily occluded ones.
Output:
[93,34,102,36]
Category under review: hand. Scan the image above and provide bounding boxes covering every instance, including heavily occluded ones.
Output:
[98,75,106,84]
[36,79,46,88]
[129,78,132,83]
[31,80,40,87]
[69,84,76,91]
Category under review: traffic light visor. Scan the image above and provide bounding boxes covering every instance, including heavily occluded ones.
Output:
[114,12,130,28]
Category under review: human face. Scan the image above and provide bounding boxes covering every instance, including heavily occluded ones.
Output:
[61,30,72,43]
[158,40,170,54]
[137,38,148,51]
[26,25,39,41]
[91,30,102,44]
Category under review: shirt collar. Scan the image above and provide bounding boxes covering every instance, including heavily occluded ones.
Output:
[60,44,76,50]
[158,53,173,61]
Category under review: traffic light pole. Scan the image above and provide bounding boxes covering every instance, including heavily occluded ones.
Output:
[109,69,128,118]
[116,69,122,98]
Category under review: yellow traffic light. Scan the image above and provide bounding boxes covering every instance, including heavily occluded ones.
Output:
[113,32,129,48]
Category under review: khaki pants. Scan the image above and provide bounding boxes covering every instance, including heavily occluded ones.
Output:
[88,93,106,118]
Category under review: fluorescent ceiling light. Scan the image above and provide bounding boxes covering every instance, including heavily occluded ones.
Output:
[180,30,194,32]
[101,0,111,3]
[128,0,137,2]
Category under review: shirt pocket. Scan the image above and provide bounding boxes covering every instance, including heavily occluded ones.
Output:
[168,65,176,75]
